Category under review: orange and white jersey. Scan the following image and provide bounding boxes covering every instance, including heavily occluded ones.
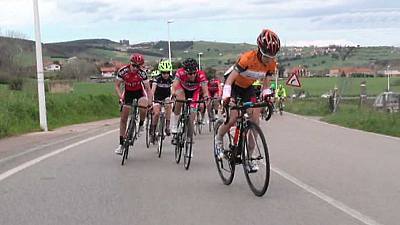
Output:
[233,50,277,88]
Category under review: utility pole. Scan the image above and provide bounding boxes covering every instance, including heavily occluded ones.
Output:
[198,52,203,70]
[167,19,174,75]
[33,0,48,131]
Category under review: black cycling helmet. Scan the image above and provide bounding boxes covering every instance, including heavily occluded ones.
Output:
[182,58,198,73]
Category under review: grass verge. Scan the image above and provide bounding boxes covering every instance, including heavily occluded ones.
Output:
[0,82,119,139]
[285,99,400,137]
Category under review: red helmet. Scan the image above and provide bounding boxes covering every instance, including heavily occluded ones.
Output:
[130,53,144,65]
[257,29,280,57]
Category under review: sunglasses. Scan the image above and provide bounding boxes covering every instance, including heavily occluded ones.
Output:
[187,71,196,75]
[259,47,275,59]
[130,63,141,68]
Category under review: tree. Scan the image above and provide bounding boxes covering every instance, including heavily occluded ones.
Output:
[204,67,216,79]
[60,59,98,81]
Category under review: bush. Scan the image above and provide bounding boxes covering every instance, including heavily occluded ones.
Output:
[8,78,23,90]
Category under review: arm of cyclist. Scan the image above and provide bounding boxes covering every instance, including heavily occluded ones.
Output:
[170,79,180,98]
[201,82,210,103]
[115,79,124,103]
[151,81,157,101]
[222,69,239,102]
[143,80,153,106]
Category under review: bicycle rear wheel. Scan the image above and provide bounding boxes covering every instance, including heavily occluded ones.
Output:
[242,121,270,196]
[157,115,165,158]
[213,120,235,185]
[264,103,273,121]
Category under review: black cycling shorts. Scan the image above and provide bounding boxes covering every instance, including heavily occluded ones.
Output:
[124,90,144,105]
[231,83,257,103]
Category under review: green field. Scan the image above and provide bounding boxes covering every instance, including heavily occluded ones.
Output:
[280,77,400,97]
[0,82,119,138]
[284,99,400,137]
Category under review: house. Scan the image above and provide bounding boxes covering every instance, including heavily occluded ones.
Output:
[99,61,125,77]
[66,56,78,63]
[44,62,61,71]
[377,70,400,77]
[100,67,117,77]
[328,67,375,77]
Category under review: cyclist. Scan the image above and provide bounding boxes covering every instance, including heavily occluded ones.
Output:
[207,76,222,121]
[252,80,262,98]
[115,53,152,154]
[150,60,173,143]
[149,70,160,89]
[270,82,276,95]
[170,58,209,144]
[275,84,287,108]
[215,29,280,171]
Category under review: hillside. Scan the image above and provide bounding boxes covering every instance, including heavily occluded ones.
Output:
[1,36,400,77]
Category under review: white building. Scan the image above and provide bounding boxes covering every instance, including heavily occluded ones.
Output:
[44,63,61,71]
[377,70,400,77]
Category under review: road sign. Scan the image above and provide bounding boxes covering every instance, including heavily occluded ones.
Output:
[286,73,301,87]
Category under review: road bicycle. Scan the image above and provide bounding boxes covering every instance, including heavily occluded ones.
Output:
[121,99,140,165]
[174,98,204,170]
[214,98,270,196]
[153,99,173,158]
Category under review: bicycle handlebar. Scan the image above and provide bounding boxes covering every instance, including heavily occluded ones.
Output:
[153,100,174,105]
[175,99,206,104]
[224,101,269,125]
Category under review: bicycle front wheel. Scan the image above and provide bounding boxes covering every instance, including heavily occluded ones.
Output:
[157,115,165,158]
[174,117,184,164]
[242,121,270,196]
[145,112,151,148]
[121,119,136,165]
[183,124,193,170]
[213,120,235,185]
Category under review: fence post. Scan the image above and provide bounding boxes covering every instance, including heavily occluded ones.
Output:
[359,81,367,107]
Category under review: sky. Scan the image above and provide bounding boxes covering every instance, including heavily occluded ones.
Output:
[0,0,399,46]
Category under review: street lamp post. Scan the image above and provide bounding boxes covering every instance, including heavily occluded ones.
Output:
[33,0,48,131]
[167,19,174,75]
[198,52,203,70]
[387,65,391,92]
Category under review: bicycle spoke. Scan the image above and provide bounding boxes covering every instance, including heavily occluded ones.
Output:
[242,122,270,196]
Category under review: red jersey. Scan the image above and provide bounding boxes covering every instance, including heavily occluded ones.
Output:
[208,79,221,94]
[175,68,208,91]
[116,65,148,92]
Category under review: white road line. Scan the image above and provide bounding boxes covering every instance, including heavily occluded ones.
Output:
[0,129,118,183]
[287,112,400,141]
[272,166,383,225]
[0,129,100,164]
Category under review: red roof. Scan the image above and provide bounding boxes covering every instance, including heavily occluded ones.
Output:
[100,67,117,73]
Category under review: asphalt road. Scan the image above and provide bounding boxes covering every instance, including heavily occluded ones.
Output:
[0,114,399,225]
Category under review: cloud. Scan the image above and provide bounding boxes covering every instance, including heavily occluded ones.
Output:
[286,39,357,47]
[310,8,400,29]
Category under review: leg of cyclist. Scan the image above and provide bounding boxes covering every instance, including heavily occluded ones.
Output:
[207,93,214,121]
[246,95,260,171]
[171,88,185,144]
[116,105,131,154]
[165,98,172,136]
[115,91,134,154]
[138,96,148,133]
[151,103,161,142]
[189,88,201,141]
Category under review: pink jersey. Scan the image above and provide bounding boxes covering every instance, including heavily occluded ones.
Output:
[116,65,148,92]
[175,68,208,91]
[208,79,221,94]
